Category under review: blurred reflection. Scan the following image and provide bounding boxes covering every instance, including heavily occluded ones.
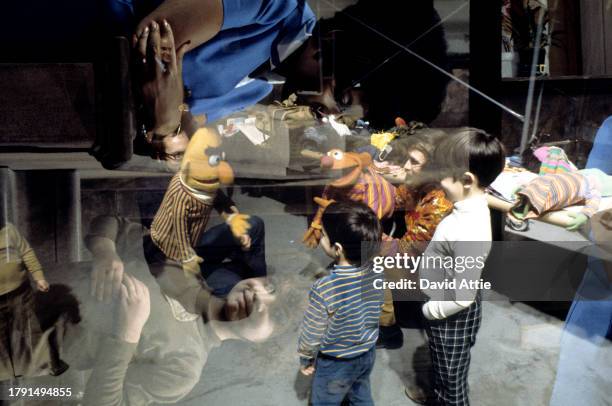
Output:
[55,214,273,405]
[0,221,72,380]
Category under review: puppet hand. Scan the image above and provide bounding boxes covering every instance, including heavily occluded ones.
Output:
[511,185,523,200]
[314,197,335,209]
[227,213,251,239]
[566,212,588,231]
[303,223,322,248]
[182,255,203,277]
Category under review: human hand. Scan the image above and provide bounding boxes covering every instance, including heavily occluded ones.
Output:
[566,212,588,231]
[91,253,124,303]
[134,19,190,134]
[114,274,151,344]
[35,279,50,292]
[239,234,252,251]
[300,365,315,376]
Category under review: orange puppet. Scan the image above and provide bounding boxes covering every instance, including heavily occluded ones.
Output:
[302,149,397,248]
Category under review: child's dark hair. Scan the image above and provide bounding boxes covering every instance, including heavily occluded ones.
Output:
[321,201,382,265]
[433,128,505,187]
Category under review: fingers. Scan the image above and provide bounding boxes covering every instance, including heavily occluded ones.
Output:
[160,19,178,73]
[123,273,137,299]
[240,235,252,250]
[90,265,99,297]
[225,300,239,321]
[95,267,106,302]
[243,288,255,316]
[120,284,129,301]
[136,25,150,61]
[147,21,163,76]
[111,262,124,300]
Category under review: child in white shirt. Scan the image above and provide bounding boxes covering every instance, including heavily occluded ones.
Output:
[416,128,505,406]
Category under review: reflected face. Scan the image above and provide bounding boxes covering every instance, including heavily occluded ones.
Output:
[162,132,190,161]
[403,150,427,177]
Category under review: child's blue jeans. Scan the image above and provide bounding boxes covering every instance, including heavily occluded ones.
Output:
[311,347,376,406]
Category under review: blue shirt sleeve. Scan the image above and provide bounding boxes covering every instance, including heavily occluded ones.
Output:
[586,116,612,175]
[222,0,311,30]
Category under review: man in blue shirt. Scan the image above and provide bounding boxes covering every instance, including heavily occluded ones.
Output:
[113,0,449,161]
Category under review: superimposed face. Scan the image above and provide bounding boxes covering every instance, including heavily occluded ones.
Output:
[403,149,427,177]
[180,129,234,193]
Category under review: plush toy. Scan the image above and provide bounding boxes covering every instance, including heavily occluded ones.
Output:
[150,128,251,276]
[302,149,396,248]
[509,171,603,231]
[533,146,578,175]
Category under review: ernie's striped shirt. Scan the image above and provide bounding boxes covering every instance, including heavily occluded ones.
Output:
[298,264,383,365]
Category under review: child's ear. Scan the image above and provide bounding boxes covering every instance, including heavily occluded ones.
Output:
[462,172,477,188]
[334,242,344,257]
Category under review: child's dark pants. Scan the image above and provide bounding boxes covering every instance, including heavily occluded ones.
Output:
[311,347,376,406]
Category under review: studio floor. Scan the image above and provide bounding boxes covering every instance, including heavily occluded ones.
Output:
[8,189,610,406]
[175,191,567,406]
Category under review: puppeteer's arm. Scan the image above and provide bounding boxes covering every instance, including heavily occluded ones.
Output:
[85,216,121,257]
[134,0,223,54]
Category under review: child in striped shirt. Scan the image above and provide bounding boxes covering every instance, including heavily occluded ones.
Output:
[298,201,383,406]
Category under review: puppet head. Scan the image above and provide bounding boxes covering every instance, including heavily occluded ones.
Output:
[180,128,234,193]
[320,149,372,187]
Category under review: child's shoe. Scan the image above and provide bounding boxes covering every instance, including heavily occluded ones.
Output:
[49,359,69,376]
[404,385,429,404]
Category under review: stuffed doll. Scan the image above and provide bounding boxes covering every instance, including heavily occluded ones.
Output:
[533,146,578,175]
[302,149,396,248]
[150,128,251,276]
[509,171,603,231]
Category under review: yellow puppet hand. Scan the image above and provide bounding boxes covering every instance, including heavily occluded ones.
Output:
[227,213,251,239]
[314,197,335,209]
[302,222,322,248]
[182,256,203,277]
